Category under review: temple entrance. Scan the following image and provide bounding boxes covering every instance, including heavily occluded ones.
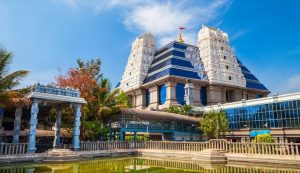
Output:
[1,84,86,154]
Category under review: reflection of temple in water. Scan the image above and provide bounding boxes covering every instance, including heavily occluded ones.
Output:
[1,157,300,173]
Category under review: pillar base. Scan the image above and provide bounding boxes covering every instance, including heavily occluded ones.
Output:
[28,148,37,154]
[160,99,181,109]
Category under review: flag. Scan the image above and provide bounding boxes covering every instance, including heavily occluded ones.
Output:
[179,27,186,30]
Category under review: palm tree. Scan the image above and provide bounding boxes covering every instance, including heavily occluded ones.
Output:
[96,78,130,120]
[0,48,30,108]
[81,78,130,140]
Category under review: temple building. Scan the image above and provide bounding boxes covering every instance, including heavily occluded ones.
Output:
[118,26,270,109]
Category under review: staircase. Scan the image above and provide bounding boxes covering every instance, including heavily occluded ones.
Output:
[44,149,79,162]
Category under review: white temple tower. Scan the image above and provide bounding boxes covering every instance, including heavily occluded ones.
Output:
[197,26,246,87]
[119,32,156,92]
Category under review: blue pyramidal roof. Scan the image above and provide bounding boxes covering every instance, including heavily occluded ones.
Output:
[143,41,207,84]
[237,59,269,91]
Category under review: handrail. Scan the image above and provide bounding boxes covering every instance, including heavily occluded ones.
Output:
[1,140,299,156]
[0,143,27,155]
[80,140,300,156]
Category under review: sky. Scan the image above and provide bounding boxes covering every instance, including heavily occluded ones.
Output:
[0,0,299,94]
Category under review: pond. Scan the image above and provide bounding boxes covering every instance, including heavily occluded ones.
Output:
[1,157,300,173]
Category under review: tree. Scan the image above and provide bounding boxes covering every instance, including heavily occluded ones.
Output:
[254,134,275,143]
[199,110,229,139]
[167,105,192,115]
[95,78,131,119]
[0,48,29,108]
[82,121,109,141]
[56,58,130,140]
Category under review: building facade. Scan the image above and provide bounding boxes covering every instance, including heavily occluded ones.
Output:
[118,26,270,109]
[108,108,200,141]
[197,92,300,143]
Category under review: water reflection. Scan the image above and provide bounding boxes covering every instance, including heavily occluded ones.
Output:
[0,157,300,173]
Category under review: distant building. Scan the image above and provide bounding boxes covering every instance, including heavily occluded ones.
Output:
[118,26,270,109]
[197,92,300,143]
[108,108,200,141]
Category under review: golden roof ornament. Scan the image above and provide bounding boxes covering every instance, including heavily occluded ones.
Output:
[178,26,186,43]
[178,33,184,43]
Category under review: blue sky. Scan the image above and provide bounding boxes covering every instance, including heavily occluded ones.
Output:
[0,0,299,94]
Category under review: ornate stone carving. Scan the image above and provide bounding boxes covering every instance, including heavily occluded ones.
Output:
[198,26,246,87]
[12,106,22,144]
[185,80,195,106]
[72,104,81,151]
[119,32,156,92]
[28,99,39,154]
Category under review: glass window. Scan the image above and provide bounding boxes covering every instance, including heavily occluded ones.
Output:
[159,84,166,105]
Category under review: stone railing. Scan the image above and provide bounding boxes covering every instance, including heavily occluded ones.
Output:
[228,142,300,155]
[0,143,27,155]
[80,139,300,156]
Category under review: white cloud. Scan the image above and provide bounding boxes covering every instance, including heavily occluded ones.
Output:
[231,28,252,41]
[284,75,300,93]
[275,74,300,94]
[123,0,229,45]
[54,0,230,46]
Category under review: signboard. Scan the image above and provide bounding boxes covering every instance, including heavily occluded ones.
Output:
[249,130,270,137]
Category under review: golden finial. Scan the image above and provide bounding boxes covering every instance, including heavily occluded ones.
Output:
[178,33,184,43]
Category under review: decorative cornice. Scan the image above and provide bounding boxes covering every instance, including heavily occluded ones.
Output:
[26,92,86,104]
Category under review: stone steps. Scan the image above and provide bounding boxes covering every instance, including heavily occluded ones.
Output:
[44,149,79,162]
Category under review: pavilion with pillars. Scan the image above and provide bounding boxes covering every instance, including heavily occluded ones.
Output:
[10,84,86,153]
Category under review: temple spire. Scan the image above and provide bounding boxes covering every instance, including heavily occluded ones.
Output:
[178,27,186,43]
[178,33,184,43]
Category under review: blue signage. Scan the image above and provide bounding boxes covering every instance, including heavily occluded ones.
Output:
[249,130,270,137]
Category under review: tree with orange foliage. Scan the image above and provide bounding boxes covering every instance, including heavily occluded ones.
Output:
[56,58,130,140]
[56,59,102,120]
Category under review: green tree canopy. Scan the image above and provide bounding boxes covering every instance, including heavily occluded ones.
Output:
[167,105,192,115]
[0,48,29,108]
[199,110,229,139]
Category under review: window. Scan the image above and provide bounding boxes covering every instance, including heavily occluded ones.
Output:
[129,72,131,75]
[229,76,232,80]
[226,65,229,70]
[224,56,226,59]
[145,90,150,107]
[226,90,234,102]
[221,47,224,51]
[200,86,207,106]
[159,84,166,105]
[176,83,185,105]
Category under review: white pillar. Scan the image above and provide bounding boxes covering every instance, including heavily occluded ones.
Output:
[28,99,39,154]
[184,79,195,106]
[164,81,180,107]
[53,108,62,149]
[194,85,201,106]
[148,86,158,109]
[13,106,22,144]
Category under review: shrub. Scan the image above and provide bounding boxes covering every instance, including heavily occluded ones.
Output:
[254,134,275,143]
